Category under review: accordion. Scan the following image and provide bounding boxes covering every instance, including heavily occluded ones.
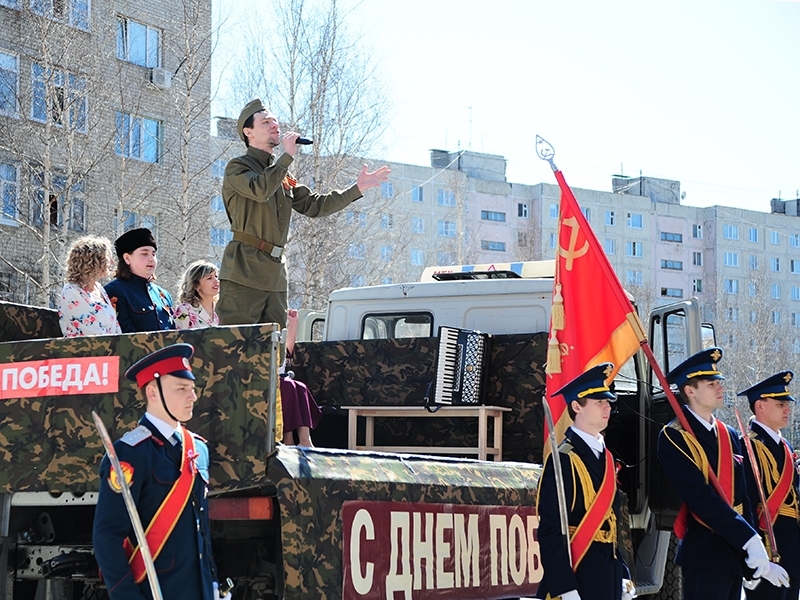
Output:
[431,326,492,405]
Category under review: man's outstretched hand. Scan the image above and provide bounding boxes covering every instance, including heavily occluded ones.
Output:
[356,164,391,192]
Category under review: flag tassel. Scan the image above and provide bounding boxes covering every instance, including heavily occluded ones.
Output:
[551,283,565,330]
[547,331,562,374]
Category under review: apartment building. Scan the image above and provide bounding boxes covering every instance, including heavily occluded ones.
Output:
[0,0,215,305]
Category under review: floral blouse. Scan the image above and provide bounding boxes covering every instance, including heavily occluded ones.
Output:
[173,302,219,330]
[58,282,123,337]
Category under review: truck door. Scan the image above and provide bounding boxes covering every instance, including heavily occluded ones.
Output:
[647,297,715,527]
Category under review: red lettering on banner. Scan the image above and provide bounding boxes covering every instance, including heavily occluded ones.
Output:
[342,501,541,600]
[0,357,119,399]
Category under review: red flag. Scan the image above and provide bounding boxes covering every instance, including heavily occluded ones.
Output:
[544,170,646,443]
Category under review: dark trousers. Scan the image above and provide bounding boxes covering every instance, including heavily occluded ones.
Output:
[217,279,288,328]
[682,567,742,600]
[745,577,799,600]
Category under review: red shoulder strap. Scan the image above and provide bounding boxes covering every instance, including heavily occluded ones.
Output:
[570,448,616,569]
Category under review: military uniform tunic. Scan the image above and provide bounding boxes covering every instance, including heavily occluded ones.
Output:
[657,406,757,599]
[537,427,627,600]
[219,147,362,295]
[93,416,215,600]
[105,276,174,333]
[743,421,800,600]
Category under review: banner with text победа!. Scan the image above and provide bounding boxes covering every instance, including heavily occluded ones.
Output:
[0,356,120,399]
[342,500,541,600]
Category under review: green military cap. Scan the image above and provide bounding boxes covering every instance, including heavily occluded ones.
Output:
[237,99,270,141]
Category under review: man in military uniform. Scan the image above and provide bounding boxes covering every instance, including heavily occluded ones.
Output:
[739,371,800,600]
[657,347,788,600]
[93,344,220,600]
[217,98,391,327]
[537,363,634,600]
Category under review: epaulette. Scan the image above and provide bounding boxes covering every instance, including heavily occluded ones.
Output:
[120,425,153,446]
[666,419,684,432]
[557,439,575,455]
[747,430,759,441]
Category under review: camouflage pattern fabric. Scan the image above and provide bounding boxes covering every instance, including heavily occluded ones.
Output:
[0,322,280,494]
[0,301,60,342]
[268,445,542,600]
[291,332,548,463]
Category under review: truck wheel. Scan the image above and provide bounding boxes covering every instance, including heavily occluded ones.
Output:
[643,532,682,600]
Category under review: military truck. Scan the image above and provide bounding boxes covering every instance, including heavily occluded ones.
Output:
[0,262,703,600]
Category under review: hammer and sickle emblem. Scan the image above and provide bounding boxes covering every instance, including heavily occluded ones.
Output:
[559,217,589,270]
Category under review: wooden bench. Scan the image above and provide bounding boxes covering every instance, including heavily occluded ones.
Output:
[341,405,512,461]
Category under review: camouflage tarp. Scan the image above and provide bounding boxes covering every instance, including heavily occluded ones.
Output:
[268,445,542,600]
[291,332,548,463]
[0,323,280,494]
[0,300,60,342]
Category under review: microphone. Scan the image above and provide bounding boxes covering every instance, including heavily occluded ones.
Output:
[296,137,313,145]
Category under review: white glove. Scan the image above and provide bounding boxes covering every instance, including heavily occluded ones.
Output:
[743,535,771,579]
[561,590,581,600]
[621,578,637,600]
[761,562,790,588]
[742,577,760,590]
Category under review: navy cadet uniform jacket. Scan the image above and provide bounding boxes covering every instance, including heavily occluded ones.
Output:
[743,422,800,600]
[93,416,216,600]
[537,427,627,600]
[657,406,757,575]
[105,276,174,333]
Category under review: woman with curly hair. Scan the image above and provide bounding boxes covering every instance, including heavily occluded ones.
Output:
[58,236,122,337]
[173,260,220,329]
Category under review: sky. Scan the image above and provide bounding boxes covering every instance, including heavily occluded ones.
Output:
[214,0,800,212]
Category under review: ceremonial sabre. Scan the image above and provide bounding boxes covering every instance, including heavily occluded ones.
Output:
[92,411,164,600]
[733,406,779,562]
[542,398,572,567]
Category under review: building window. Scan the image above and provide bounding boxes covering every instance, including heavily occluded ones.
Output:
[437,220,456,238]
[772,284,781,299]
[749,282,757,297]
[605,211,615,226]
[794,340,800,354]
[749,255,758,270]
[692,224,702,239]
[381,277,392,285]
[724,279,739,294]
[692,251,702,266]
[350,274,366,287]
[791,260,800,274]
[0,51,19,117]
[0,162,18,226]
[31,0,89,29]
[749,227,758,243]
[726,307,738,322]
[380,181,394,199]
[550,203,558,219]
[380,245,392,262]
[480,210,506,222]
[518,203,528,218]
[793,313,800,327]
[345,210,367,228]
[626,270,642,286]
[773,310,781,325]
[627,213,643,229]
[771,230,780,245]
[411,186,423,202]
[381,213,393,229]
[438,251,456,265]
[116,210,157,237]
[661,260,683,270]
[518,231,530,248]
[661,288,683,298]
[723,224,739,240]
[660,232,683,243]
[212,159,226,180]
[723,252,739,267]
[411,217,424,234]
[0,0,18,8]
[771,257,781,272]
[791,234,800,248]
[117,17,161,68]
[481,240,506,252]
[211,195,225,213]
[115,112,160,163]
[31,63,87,132]
[32,173,85,232]
[582,207,591,221]
[549,232,557,248]
[793,286,800,301]
[604,239,615,255]
[210,227,232,246]
[437,189,455,206]
[626,241,642,257]
[347,243,366,260]
[693,279,702,293]
[411,248,424,266]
